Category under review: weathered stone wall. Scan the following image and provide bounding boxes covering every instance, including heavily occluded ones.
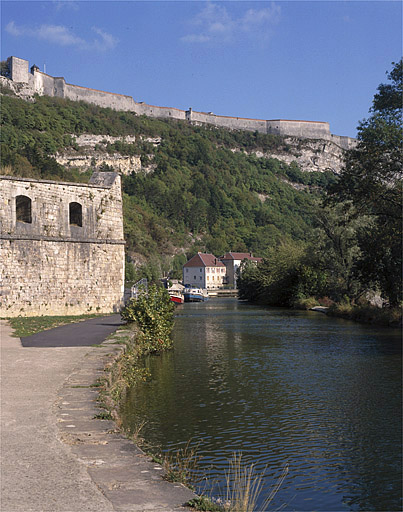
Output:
[5,56,356,149]
[9,56,28,83]
[135,103,187,120]
[64,81,135,111]
[189,110,267,132]
[31,71,57,97]
[0,172,125,317]
[266,119,330,138]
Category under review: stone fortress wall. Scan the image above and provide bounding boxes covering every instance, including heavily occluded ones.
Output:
[7,56,356,150]
[0,171,125,317]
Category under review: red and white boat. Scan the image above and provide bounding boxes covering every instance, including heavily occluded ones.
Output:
[168,289,184,304]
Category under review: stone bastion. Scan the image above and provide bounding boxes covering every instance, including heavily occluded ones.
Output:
[0,171,125,317]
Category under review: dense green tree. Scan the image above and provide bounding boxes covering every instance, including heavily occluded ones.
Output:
[0,60,10,77]
[329,60,402,305]
[312,202,369,301]
[237,241,312,306]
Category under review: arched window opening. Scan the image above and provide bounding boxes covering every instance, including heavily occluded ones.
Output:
[69,202,82,227]
[16,195,32,223]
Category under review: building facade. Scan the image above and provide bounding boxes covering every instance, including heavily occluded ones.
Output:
[183,253,226,290]
[0,172,125,317]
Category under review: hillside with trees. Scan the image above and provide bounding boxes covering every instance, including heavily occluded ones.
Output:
[0,84,336,275]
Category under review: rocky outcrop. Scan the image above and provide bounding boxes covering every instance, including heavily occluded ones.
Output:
[55,152,143,175]
[54,134,159,175]
[0,75,35,101]
[254,137,350,175]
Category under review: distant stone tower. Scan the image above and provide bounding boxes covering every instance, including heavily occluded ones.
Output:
[9,56,29,83]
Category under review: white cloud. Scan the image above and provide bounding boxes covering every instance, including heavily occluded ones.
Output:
[181,2,281,44]
[5,21,23,37]
[240,5,281,32]
[5,21,118,52]
[37,24,86,46]
[91,27,118,51]
[52,1,79,12]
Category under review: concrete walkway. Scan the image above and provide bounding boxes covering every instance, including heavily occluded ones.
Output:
[0,318,195,512]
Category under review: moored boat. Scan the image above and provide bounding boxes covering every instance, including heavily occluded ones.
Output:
[168,290,184,304]
[183,287,209,302]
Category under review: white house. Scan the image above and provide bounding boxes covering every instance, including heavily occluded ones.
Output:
[219,252,262,288]
[183,252,226,290]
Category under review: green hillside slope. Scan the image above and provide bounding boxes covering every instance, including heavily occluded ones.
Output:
[0,93,335,274]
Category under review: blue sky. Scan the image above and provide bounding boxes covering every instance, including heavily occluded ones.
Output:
[1,1,401,137]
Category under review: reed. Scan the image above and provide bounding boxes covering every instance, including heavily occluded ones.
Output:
[223,453,288,512]
[162,440,203,487]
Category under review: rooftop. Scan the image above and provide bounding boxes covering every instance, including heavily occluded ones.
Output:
[221,252,263,262]
[184,252,225,268]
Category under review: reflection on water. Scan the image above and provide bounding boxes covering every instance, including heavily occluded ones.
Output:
[122,298,402,511]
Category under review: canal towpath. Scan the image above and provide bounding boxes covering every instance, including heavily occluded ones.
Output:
[0,316,196,512]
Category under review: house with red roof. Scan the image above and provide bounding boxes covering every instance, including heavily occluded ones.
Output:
[219,252,262,288]
[183,252,227,290]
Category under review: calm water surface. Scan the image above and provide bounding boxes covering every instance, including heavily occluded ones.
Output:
[122,298,402,511]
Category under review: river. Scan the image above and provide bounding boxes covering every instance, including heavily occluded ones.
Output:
[122,298,402,511]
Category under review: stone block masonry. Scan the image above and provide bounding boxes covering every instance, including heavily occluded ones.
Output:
[0,172,125,317]
[5,56,356,149]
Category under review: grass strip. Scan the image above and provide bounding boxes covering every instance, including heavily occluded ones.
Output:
[7,313,105,337]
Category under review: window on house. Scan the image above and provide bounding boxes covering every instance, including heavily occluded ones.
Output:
[16,195,32,223]
[69,202,82,227]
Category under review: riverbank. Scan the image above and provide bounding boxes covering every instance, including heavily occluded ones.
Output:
[326,303,401,327]
[0,317,196,511]
[293,297,401,327]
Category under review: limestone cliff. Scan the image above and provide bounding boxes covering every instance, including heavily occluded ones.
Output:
[54,134,159,175]
[55,132,347,177]
[230,136,349,175]
[255,137,348,174]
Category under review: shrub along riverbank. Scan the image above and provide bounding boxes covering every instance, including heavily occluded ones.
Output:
[105,285,175,406]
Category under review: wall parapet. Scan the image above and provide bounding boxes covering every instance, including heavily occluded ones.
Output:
[0,234,126,245]
[0,174,116,189]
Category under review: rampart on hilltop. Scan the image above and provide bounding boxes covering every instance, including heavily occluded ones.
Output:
[0,171,125,317]
[5,56,356,149]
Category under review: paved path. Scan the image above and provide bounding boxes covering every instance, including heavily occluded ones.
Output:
[0,318,195,511]
[21,314,123,347]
